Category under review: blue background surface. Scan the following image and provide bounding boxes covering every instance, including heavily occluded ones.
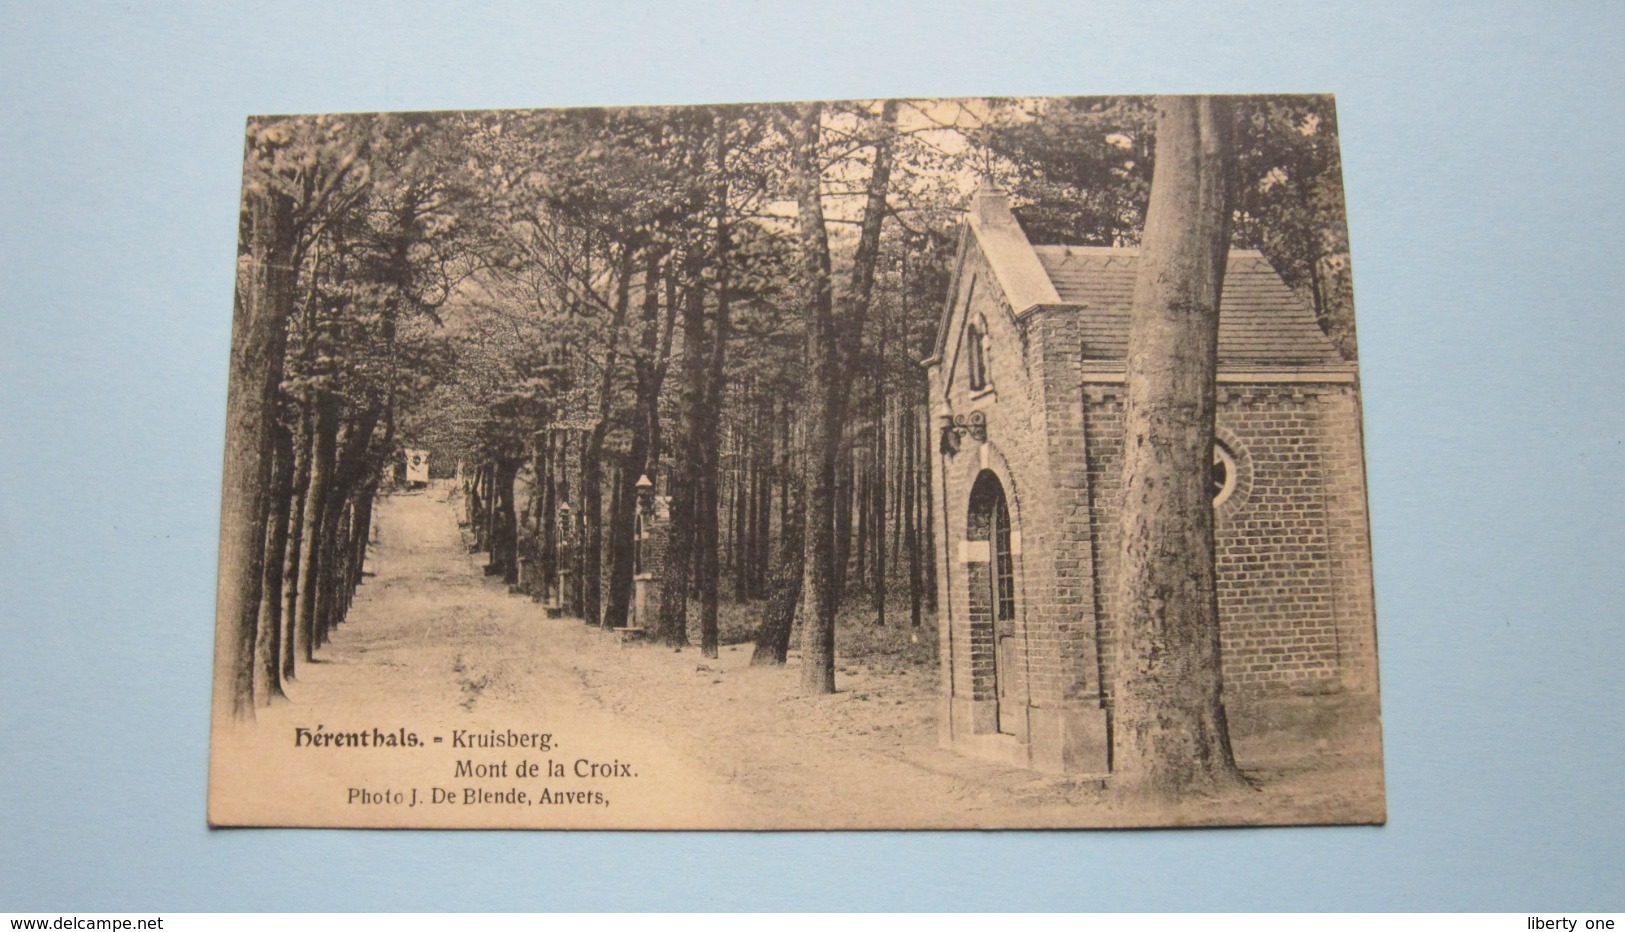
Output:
[2,0,1621,911]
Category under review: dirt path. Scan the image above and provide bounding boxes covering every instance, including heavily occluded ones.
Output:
[213,488,751,827]
[212,488,1383,830]
[357,489,1069,828]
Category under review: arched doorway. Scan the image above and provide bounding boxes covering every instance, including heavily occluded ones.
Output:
[967,470,1020,736]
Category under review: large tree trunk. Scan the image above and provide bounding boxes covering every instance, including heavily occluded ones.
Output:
[323,498,354,640]
[481,461,500,556]
[749,400,796,662]
[581,434,607,627]
[905,400,924,628]
[921,398,937,614]
[464,462,485,544]
[311,484,347,648]
[751,404,773,600]
[348,407,392,599]
[731,422,751,602]
[252,417,295,704]
[314,415,369,645]
[585,435,611,629]
[872,328,888,626]
[280,402,313,680]
[470,463,488,549]
[486,456,520,584]
[606,248,665,629]
[538,434,557,600]
[1111,95,1248,798]
[792,102,841,695]
[697,114,734,659]
[213,181,297,721]
[582,246,633,627]
[831,462,854,609]
[697,467,722,657]
[294,395,337,663]
[655,253,711,647]
[564,432,587,620]
[750,476,804,665]
[348,476,378,596]
[792,99,898,692]
[320,408,381,640]
[602,424,642,628]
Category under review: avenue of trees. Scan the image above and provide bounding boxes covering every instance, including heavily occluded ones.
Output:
[215,94,1356,799]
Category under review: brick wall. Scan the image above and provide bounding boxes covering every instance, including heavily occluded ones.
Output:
[1025,307,1104,706]
[934,241,1043,715]
[1319,386,1380,694]
[932,241,1104,737]
[1083,381,1371,699]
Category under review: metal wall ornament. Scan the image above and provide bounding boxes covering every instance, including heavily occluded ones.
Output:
[939,410,988,456]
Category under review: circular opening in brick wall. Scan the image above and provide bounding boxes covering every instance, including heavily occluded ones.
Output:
[1212,440,1238,507]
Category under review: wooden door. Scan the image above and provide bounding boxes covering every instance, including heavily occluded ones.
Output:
[990,488,1018,735]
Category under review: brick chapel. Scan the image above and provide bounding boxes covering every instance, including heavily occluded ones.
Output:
[924,182,1379,775]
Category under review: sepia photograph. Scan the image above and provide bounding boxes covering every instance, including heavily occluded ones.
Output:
[207,94,1384,829]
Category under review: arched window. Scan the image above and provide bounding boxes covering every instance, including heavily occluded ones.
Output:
[966,323,988,391]
[992,491,1016,621]
[1212,440,1238,506]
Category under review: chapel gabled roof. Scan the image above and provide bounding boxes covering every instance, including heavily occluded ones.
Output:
[927,182,1349,373]
[1032,246,1346,367]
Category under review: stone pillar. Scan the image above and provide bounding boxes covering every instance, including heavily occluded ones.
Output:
[628,489,670,632]
[544,571,562,613]
[550,503,575,619]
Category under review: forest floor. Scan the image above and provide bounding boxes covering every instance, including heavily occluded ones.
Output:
[235,487,1385,830]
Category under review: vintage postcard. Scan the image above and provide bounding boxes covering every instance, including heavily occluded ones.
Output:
[208,95,1384,829]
